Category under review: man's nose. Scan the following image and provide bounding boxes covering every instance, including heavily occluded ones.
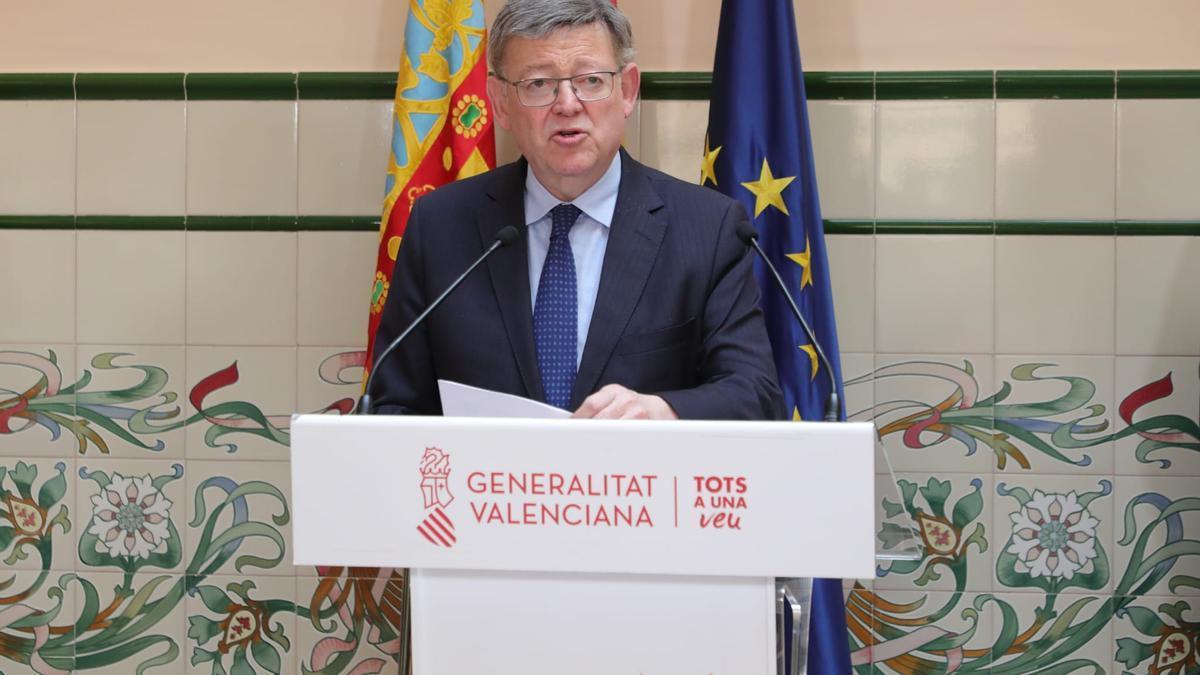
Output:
[552,80,584,113]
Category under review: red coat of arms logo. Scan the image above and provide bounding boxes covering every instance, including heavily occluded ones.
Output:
[417,447,456,547]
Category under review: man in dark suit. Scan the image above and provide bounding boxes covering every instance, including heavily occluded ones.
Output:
[374,0,784,421]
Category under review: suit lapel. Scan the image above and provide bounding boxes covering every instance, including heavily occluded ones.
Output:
[480,159,544,402]
[572,151,667,406]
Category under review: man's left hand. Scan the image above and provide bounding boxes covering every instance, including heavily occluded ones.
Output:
[572,384,679,420]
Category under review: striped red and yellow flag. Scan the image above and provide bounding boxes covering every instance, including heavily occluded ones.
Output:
[366,0,496,366]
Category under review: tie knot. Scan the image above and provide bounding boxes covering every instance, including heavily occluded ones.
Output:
[550,203,582,239]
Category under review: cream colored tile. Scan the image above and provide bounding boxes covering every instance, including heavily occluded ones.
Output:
[809,101,874,219]
[1116,236,1200,356]
[298,100,392,216]
[298,231,376,346]
[186,101,298,215]
[1114,356,1200,476]
[0,457,73,570]
[991,593,1112,672]
[0,344,76,458]
[297,347,363,415]
[866,592,994,667]
[872,354,995,474]
[75,346,187,458]
[184,460,293,576]
[186,575,298,674]
[71,572,186,673]
[185,346,295,460]
[639,99,709,183]
[996,236,1115,355]
[77,101,186,215]
[0,101,75,214]
[992,475,1115,594]
[876,101,995,220]
[185,232,298,346]
[876,235,994,354]
[996,100,1116,220]
[0,230,75,342]
[75,459,187,573]
[296,573,404,673]
[1117,100,1200,219]
[826,234,874,353]
[841,352,874,422]
[1113,475,1200,595]
[78,230,185,344]
[993,356,1115,475]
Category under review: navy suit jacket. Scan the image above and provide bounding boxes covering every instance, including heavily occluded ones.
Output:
[373,150,785,420]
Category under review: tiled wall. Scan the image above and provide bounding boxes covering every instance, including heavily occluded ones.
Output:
[0,72,1198,673]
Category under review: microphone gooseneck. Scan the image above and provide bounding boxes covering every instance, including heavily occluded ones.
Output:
[735,221,840,422]
[357,225,522,414]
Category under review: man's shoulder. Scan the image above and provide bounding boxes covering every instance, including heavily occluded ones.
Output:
[417,160,521,208]
[628,158,742,216]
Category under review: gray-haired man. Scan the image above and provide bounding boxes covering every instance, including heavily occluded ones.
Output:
[374,0,785,421]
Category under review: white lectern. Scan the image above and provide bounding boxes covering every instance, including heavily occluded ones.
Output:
[292,416,880,675]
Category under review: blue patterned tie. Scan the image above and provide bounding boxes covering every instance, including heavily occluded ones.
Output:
[534,204,582,408]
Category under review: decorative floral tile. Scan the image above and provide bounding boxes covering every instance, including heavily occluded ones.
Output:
[993,356,1116,475]
[989,592,1114,673]
[0,458,73,571]
[71,571,187,674]
[875,472,993,594]
[1114,357,1200,477]
[869,354,996,474]
[185,574,297,674]
[296,572,404,675]
[860,590,994,673]
[1113,476,1200,598]
[1113,595,1200,674]
[185,347,296,461]
[0,570,76,674]
[0,344,77,458]
[75,345,187,459]
[184,461,292,578]
[75,458,187,574]
[993,475,1115,595]
[296,347,363,417]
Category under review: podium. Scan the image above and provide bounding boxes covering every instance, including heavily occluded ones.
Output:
[292,416,907,674]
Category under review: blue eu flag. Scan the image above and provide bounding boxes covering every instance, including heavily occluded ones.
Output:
[703,0,851,672]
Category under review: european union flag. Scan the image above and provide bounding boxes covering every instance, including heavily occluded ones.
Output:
[703,0,851,673]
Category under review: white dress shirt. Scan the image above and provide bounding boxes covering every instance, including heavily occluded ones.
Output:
[524,153,621,367]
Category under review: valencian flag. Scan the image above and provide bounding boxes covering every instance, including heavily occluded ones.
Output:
[366,0,496,366]
[702,0,852,673]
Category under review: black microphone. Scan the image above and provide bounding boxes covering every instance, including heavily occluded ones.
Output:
[357,225,522,414]
[735,220,840,422]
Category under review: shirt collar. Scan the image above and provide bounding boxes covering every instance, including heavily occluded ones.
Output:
[524,152,622,228]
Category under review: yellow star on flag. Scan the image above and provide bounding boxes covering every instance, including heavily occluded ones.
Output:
[799,343,818,380]
[785,235,813,289]
[700,135,721,187]
[792,407,803,421]
[740,158,795,218]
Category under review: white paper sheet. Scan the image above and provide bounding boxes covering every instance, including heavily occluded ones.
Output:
[437,379,570,419]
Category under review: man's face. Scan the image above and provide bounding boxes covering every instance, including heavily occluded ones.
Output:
[488,22,640,201]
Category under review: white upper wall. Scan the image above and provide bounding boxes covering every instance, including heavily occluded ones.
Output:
[3,0,1198,72]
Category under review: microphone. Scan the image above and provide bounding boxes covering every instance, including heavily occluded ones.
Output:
[735,220,840,422]
[357,225,522,414]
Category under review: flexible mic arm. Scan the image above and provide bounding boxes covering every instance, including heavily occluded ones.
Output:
[357,225,522,415]
[735,221,840,422]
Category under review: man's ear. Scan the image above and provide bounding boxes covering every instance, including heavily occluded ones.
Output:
[487,77,511,131]
[620,63,640,118]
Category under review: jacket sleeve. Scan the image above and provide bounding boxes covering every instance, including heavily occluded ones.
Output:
[656,201,786,421]
[370,195,442,415]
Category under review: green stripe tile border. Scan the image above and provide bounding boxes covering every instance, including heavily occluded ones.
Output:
[875,221,995,234]
[823,220,874,235]
[75,216,186,230]
[1116,221,1200,236]
[185,216,299,231]
[298,72,397,100]
[4,70,1200,101]
[296,216,380,231]
[996,221,1116,235]
[996,71,1115,99]
[0,215,75,229]
[184,73,298,100]
[1118,70,1200,99]
[76,73,184,100]
[875,71,994,100]
[0,74,74,99]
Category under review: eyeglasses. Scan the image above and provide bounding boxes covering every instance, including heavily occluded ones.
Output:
[495,71,618,108]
